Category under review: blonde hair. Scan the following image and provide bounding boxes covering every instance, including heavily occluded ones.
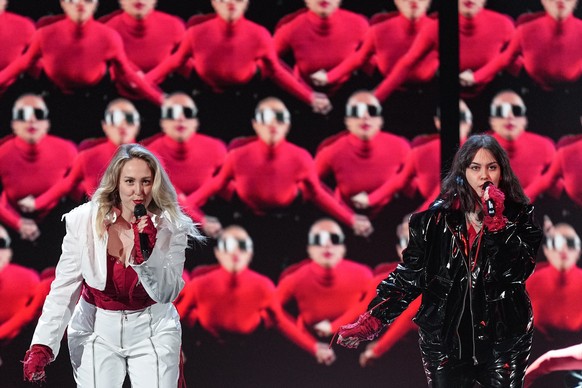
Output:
[92,144,199,238]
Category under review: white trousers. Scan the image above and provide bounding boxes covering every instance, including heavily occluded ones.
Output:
[67,298,181,388]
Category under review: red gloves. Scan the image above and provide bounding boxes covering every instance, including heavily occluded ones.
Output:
[483,184,508,232]
[336,312,384,349]
[23,344,53,383]
[133,215,157,264]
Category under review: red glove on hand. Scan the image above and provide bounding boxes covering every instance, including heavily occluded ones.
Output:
[133,215,157,264]
[23,344,53,383]
[483,184,508,232]
[336,312,383,349]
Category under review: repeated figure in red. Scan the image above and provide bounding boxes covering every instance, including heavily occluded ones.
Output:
[0,0,163,104]
[0,0,35,81]
[486,90,555,194]
[0,94,77,241]
[315,91,411,216]
[273,0,368,90]
[350,100,473,213]
[146,0,331,114]
[145,92,227,237]
[16,98,141,216]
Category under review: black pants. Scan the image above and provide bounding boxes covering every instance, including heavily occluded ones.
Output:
[421,331,533,388]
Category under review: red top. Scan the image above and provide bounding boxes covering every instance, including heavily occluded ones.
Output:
[103,10,185,72]
[146,16,313,104]
[0,17,163,104]
[35,139,121,211]
[186,139,355,226]
[327,14,437,86]
[526,137,582,206]
[0,135,77,230]
[82,253,155,311]
[276,260,372,335]
[315,132,410,212]
[175,266,317,354]
[0,264,40,324]
[491,132,555,192]
[274,9,368,86]
[474,14,582,89]
[0,11,35,71]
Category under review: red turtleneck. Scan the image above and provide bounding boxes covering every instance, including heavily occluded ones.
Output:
[175,266,318,354]
[0,263,39,325]
[314,131,410,212]
[490,132,555,192]
[0,11,35,72]
[186,139,355,226]
[474,14,582,89]
[273,9,368,86]
[146,16,313,104]
[0,135,77,230]
[34,139,124,211]
[326,13,437,86]
[0,17,163,104]
[276,260,372,337]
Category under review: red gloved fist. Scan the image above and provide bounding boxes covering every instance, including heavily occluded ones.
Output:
[133,215,157,264]
[23,344,53,383]
[483,184,508,232]
[336,312,383,348]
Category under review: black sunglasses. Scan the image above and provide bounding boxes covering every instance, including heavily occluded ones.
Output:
[254,108,290,124]
[12,106,49,121]
[0,237,9,249]
[345,103,382,118]
[105,110,140,126]
[545,235,581,250]
[308,231,345,246]
[217,237,253,253]
[161,105,198,120]
[490,103,526,118]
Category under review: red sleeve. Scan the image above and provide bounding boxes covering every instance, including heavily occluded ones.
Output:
[35,157,84,211]
[186,153,235,208]
[524,151,562,202]
[473,28,522,85]
[0,278,49,341]
[0,192,23,231]
[367,154,415,207]
[268,296,318,355]
[416,185,440,212]
[313,146,334,180]
[372,296,421,357]
[146,32,194,85]
[0,32,42,90]
[175,280,199,327]
[327,30,375,84]
[273,23,292,57]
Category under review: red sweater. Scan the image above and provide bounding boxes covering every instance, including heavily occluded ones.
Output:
[375,10,514,101]
[327,14,437,86]
[273,9,368,86]
[187,139,355,226]
[146,16,313,104]
[474,14,582,89]
[526,265,582,335]
[0,17,163,104]
[491,132,555,192]
[0,11,35,71]
[315,132,410,212]
[103,11,185,72]
[276,260,372,337]
[526,138,582,206]
[0,136,77,230]
[0,263,39,325]
[175,267,317,354]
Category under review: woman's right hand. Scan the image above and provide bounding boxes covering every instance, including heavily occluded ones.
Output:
[337,312,383,349]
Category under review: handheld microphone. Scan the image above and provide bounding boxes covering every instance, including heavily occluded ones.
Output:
[483,181,496,217]
[134,204,151,259]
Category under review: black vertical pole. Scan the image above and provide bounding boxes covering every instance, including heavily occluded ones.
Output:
[439,0,460,179]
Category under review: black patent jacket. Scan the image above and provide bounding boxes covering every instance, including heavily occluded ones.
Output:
[369,200,542,355]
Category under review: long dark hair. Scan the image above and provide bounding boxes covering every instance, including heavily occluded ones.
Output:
[438,134,529,213]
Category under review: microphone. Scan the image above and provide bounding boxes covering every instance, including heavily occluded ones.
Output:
[134,204,151,259]
[483,181,496,217]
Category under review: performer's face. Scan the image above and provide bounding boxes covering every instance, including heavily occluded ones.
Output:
[543,224,581,272]
[458,0,485,18]
[0,227,11,271]
[160,95,199,143]
[212,0,248,23]
[252,100,290,146]
[11,96,50,145]
[307,220,346,269]
[489,92,527,141]
[117,158,154,221]
[344,92,383,141]
[61,0,98,24]
[214,228,253,273]
[305,0,341,18]
[0,0,7,13]
[102,100,140,146]
[120,0,156,19]
[394,0,431,20]
[542,0,577,21]
[464,148,501,198]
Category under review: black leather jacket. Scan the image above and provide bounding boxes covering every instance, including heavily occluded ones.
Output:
[369,200,542,356]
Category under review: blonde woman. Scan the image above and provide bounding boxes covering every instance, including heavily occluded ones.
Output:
[22,144,200,387]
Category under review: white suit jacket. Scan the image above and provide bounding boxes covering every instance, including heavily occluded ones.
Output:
[31,201,188,357]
